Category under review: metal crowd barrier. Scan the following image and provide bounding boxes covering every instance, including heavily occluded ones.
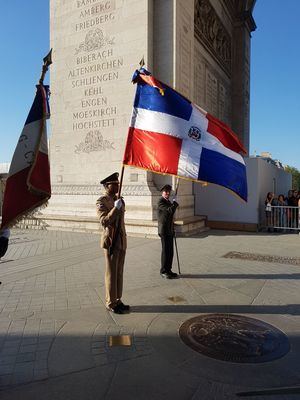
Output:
[264,205,300,231]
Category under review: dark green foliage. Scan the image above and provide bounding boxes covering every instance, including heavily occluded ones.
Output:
[285,165,300,190]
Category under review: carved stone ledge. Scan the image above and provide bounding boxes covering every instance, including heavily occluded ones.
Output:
[51,184,156,196]
[52,185,101,195]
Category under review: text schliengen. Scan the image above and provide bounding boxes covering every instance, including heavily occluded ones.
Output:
[71,72,119,88]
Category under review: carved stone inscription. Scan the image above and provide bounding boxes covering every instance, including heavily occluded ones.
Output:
[194,0,232,76]
[178,5,192,98]
[75,0,116,31]
[206,70,218,116]
[67,0,121,153]
[194,47,231,125]
[194,58,205,107]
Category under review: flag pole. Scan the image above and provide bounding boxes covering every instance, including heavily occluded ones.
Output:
[26,51,53,198]
[108,165,124,256]
[139,56,145,68]
[174,177,181,274]
[117,165,125,199]
[116,56,143,200]
[175,177,180,196]
[39,49,53,84]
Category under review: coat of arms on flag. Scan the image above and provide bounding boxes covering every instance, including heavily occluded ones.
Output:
[123,68,248,202]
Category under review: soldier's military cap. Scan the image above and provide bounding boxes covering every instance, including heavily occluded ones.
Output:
[160,184,172,192]
[100,172,119,185]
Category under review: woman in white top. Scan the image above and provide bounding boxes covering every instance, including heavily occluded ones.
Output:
[264,192,275,232]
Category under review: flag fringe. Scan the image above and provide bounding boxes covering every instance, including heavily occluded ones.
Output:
[1,199,49,230]
[122,163,247,203]
[122,162,209,185]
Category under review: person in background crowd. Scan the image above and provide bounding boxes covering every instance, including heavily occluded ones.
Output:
[277,194,287,231]
[298,192,300,229]
[264,192,276,232]
[288,190,299,229]
[287,190,294,228]
[287,190,294,202]
[294,190,299,229]
[286,189,293,228]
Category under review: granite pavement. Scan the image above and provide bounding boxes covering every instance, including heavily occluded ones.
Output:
[0,228,299,399]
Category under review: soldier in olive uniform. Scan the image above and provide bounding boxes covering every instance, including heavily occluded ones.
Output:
[157,184,179,279]
[96,172,129,314]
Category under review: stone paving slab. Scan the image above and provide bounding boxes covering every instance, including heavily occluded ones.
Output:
[0,229,299,399]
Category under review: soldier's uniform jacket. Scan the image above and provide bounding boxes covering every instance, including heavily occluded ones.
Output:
[96,192,127,250]
[157,197,178,236]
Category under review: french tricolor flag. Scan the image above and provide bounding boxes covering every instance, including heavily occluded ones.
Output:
[123,70,248,201]
[1,85,51,229]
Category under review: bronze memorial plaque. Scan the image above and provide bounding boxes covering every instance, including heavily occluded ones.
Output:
[179,314,290,363]
[108,335,132,347]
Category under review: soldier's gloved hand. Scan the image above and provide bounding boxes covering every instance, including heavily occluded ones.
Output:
[172,197,178,204]
[114,199,122,209]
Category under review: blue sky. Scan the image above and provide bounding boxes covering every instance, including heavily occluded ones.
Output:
[251,0,300,169]
[0,0,299,170]
[0,0,50,166]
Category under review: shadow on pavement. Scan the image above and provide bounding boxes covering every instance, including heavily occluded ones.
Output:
[181,230,300,239]
[132,304,300,315]
[180,273,300,280]
[0,326,300,399]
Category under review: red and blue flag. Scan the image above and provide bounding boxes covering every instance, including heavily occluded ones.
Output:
[1,84,51,229]
[123,69,248,201]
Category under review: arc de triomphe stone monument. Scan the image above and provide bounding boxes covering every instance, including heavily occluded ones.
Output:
[43,0,256,234]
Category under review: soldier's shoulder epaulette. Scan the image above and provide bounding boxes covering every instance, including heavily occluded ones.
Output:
[96,195,108,203]
[96,195,107,209]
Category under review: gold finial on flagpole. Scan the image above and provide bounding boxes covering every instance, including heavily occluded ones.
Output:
[39,49,53,84]
[139,56,145,68]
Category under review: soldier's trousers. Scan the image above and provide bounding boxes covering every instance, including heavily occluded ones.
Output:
[160,234,174,274]
[103,248,126,308]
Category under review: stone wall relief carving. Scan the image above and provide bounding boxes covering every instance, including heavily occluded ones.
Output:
[194,0,232,75]
[75,28,115,54]
[74,130,115,154]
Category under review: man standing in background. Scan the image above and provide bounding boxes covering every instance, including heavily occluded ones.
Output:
[157,184,179,279]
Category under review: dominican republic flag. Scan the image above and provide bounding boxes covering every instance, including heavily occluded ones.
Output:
[1,85,51,229]
[123,69,248,201]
